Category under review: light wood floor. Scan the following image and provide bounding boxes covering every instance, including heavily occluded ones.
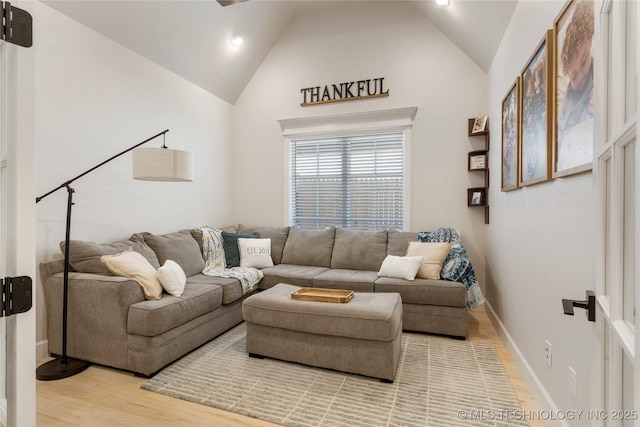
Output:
[37,307,547,426]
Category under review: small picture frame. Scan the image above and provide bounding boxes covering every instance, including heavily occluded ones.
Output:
[471,191,482,205]
[468,151,488,171]
[471,116,488,134]
[467,187,487,206]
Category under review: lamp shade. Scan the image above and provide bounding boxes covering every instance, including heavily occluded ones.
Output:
[132,147,194,182]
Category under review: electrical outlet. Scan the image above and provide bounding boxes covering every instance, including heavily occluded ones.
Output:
[569,367,577,398]
[544,340,552,367]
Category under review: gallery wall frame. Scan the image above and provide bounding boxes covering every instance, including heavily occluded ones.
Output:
[553,0,595,178]
[519,29,554,187]
[501,77,520,192]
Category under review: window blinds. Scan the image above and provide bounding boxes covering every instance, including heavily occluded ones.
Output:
[290,133,404,231]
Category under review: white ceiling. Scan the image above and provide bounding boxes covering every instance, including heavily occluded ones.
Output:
[42,0,517,105]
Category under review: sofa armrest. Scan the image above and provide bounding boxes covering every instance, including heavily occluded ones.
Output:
[41,271,145,371]
[39,259,66,284]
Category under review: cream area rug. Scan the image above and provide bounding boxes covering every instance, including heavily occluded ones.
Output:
[142,323,528,427]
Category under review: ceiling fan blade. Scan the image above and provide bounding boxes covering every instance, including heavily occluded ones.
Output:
[217,0,249,6]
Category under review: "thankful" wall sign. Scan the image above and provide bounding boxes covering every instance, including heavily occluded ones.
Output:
[300,77,389,106]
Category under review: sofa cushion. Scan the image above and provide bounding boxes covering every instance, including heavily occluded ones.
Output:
[62,234,160,275]
[238,238,274,269]
[158,260,186,297]
[281,227,336,267]
[237,225,290,264]
[377,255,423,281]
[127,282,223,337]
[374,277,466,307]
[221,231,259,267]
[100,249,163,300]
[186,274,243,305]
[243,283,402,342]
[387,230,418,256]
[312,269,378,292]
[405,241,452,280]
[259,264,330,289]
[143,230,204,277]
[330,228,388,271]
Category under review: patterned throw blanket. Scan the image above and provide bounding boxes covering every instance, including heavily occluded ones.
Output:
[200,226,263,295]
[417,227,485,309]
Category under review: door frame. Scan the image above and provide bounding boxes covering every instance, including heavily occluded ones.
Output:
[2,1,36,424]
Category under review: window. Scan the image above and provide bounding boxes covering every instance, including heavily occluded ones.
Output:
[290,133,404,231]
[279,107,416,231]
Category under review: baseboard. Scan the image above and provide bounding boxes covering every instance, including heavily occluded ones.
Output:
[485,301,569,427]
[36,339,49,362]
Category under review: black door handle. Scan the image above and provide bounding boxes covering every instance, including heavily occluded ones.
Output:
[562,290,595,322]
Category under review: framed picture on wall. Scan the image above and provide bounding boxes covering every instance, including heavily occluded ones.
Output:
[519,29,553,187]
[553,0,595,177]
[501,77,520,192]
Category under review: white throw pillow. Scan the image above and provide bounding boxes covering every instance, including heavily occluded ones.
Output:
[101,248,163,300]
[238,238,274,269]
[405,241,452,280]
[377,255,424,281]
[158,259,186,297]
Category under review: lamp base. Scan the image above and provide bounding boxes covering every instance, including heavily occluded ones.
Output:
[36,357,90,381]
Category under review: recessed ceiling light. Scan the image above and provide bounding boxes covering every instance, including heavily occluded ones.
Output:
[231,31,244,47]
[435,0,450,6]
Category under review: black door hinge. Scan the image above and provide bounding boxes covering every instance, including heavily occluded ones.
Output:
[2,1,32,48]
[1,276,32,317]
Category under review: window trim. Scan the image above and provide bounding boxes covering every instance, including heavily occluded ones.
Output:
[279,107,417,229]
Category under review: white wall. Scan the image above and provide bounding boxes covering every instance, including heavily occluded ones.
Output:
[34,3,234,357]
[487,0,596,420]
[232,1,489,283]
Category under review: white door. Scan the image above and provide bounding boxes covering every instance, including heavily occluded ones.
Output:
[594,0,639,424]
[0,2,37,424]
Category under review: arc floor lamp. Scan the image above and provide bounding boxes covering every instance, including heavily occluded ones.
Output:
[35,129,193,381]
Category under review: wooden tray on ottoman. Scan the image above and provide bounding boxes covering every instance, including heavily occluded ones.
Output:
[290,288,354,303]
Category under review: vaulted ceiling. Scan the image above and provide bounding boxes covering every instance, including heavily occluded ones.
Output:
[43,0,517,105]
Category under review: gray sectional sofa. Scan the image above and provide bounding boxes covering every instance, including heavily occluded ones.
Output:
[40,225,468,377]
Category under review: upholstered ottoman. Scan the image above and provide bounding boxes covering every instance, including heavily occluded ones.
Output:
[242,283,402,382]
